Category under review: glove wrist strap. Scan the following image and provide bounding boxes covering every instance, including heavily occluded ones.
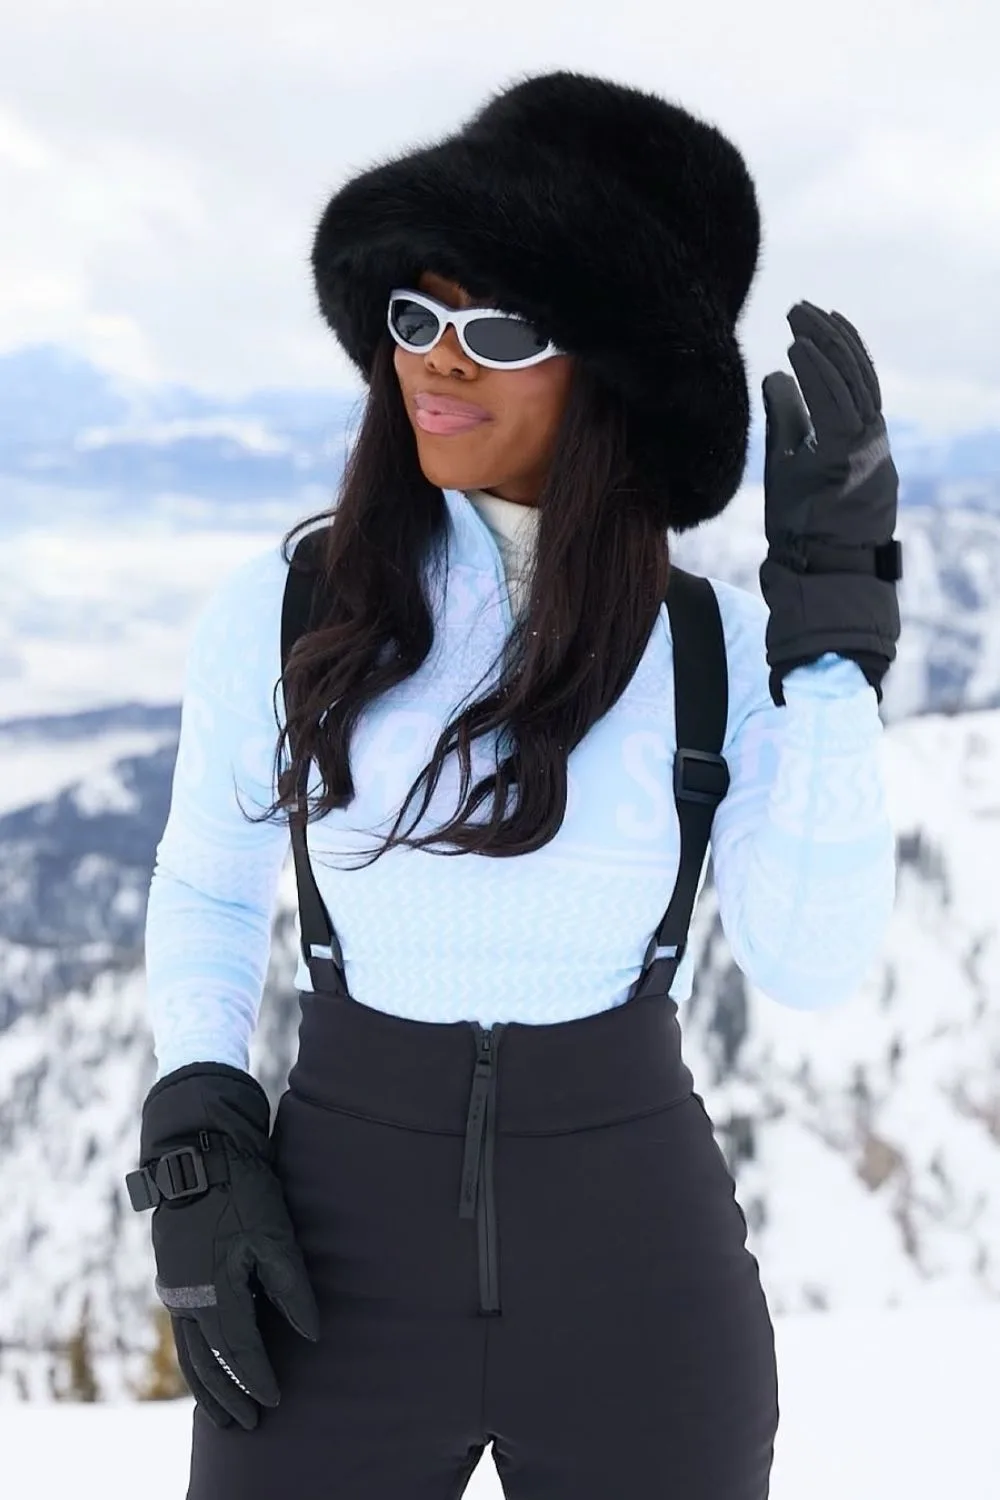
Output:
[770,536,902,581]
[126,1132,230,1212]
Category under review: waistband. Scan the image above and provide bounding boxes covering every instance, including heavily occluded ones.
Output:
[286,988,693,1136]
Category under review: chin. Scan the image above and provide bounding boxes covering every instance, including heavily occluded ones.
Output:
[415,452,493,493]
[413,421,500,481]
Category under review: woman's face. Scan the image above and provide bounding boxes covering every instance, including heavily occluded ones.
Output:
[393,270,574,506]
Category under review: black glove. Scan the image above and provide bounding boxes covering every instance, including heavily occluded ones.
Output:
[125,1061,320,1431]
[758,301,903,706]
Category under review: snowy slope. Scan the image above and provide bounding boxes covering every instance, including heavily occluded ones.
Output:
[0,703,997,1402]
[0,830,303,1404]
[0,711,178,1031]
[0,354,997,1405]
[6,477,1000,726]
[2,1305,997,1500]
[671,479,1000,721]
[680,706,1000,1312]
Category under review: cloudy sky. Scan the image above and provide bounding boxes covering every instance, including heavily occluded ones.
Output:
[2,0,997,436]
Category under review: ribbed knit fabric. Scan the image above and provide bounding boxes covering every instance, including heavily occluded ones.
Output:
[144,486,896,1080]
[463,487,539,620]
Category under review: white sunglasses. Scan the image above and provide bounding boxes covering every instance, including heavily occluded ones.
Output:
[387,288,564,370]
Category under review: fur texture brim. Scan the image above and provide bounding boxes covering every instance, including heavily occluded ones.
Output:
[311,70,761,531]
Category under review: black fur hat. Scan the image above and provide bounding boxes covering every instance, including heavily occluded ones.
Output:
[310,69,761,531]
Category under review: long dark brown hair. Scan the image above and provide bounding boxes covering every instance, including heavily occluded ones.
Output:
[241,332,673,862]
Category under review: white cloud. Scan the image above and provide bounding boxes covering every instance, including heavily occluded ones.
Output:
[771,128,1000,253]
[75,417,292,452]
[0,110,52,170]
[1,0,998,433]
[878,369,1000,437]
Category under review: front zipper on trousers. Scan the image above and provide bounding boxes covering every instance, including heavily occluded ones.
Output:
[459,1022,505,1316]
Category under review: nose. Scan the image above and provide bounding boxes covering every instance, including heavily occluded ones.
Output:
[425,318,475,375]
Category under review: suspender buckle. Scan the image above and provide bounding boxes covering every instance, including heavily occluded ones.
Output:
[673,748,730,806]
[641,933,686,973]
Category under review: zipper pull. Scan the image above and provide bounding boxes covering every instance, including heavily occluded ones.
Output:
[473,1023,495,1076]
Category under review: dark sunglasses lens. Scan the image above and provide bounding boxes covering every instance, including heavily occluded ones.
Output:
[391,297,549,362]
[390,298,440,348]
[465,316,548,362]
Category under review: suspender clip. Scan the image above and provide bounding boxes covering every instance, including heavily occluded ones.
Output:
[673,748,730,807]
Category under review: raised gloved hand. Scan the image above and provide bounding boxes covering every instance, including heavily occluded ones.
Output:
[758,301,903,706]
[125,1061,320,1430]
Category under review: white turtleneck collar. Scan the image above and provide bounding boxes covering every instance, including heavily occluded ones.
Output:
[461,487,540,620]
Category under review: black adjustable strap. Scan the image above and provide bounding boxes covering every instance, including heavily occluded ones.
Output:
[281,530,348,996]
[770,534,903,582]
[282,546,731,1008]
[628,566,731,1003]
[125,1135,230,1212]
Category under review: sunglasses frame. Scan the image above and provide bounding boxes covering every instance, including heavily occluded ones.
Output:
[387,288,564,370]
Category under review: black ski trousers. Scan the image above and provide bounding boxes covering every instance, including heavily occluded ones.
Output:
[186,983,779,1499]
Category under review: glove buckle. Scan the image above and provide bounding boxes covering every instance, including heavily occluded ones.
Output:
[126,1144,209,1211]
[874,539,903,582]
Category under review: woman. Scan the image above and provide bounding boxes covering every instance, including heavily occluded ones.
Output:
[127,69,902,1499]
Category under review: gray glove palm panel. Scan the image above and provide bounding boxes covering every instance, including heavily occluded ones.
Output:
[759,302,903,706]
[126,1061,320,1431]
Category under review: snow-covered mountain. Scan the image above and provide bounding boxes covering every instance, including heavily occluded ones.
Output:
[0,698,998,1401]
[3,343,1000,523]
[671,481,1000,722]
[4,344,1000,724]
[0,344,360,515]
[0,342,998,1403]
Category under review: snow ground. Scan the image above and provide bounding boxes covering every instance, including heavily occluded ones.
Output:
[1,1305,995,1499]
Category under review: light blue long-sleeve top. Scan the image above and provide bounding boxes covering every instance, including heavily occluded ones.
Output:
[145,484,897,1081]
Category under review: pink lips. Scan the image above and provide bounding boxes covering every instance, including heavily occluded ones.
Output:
[413,390,492,435]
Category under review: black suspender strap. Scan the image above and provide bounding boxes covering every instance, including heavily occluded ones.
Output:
[280,530,348,995]
[628,566,731,1003]
[280,548,731,1007]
